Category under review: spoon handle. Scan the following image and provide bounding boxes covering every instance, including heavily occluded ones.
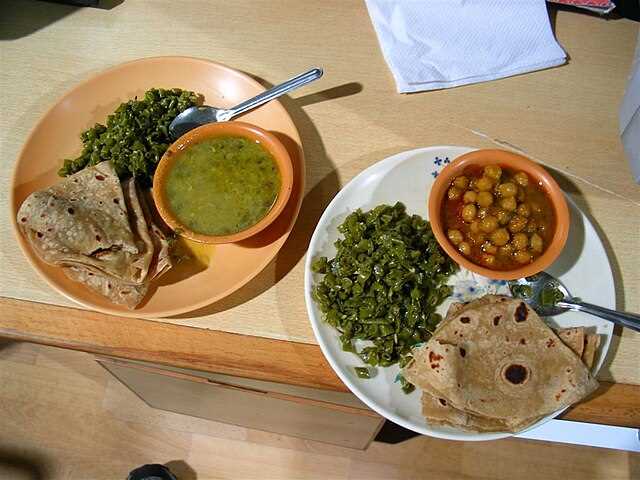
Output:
[559,299,640,332]
[220,67,323,121]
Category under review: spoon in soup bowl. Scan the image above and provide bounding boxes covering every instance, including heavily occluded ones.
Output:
[169,67,323,140]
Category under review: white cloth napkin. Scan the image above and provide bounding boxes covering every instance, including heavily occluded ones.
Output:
[365,0,567,93]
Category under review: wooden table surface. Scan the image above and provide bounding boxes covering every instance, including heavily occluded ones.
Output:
[1,1,639,427]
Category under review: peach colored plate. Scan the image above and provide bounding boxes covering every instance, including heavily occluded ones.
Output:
[10,57,305,318]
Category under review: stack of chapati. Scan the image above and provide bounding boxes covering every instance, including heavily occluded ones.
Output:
[403,295,600,433]
[17,161,173,308]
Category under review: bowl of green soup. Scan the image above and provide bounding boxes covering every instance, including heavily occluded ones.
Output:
[153,121,293,243]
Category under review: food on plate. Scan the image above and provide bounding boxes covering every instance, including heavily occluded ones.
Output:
[17,161,173,308]
[163,136,281,236]
[509,277,566,308]
[556,327,585,358]
[403,295,599,432]
[442,165,555,271]
[59,88,201,183]
[311,203,457,383]
[582,333,601,369]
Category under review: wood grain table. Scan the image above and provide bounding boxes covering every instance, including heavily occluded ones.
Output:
[1,1,639,430]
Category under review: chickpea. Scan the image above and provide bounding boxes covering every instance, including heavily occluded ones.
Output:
[448,186,462,200]
[490,228,510,246]
[508,215,527,233]
[468,178,477,191]
[468,232,486,245]
[482,241,497,255]
[500,196,517,212]
[469,220,481,234]
[453,176,469,190]
[514,171,529,187]
[458,241,471,256]
[497,182,518,198]
[530,233,544,253]
[481,253,497,267]
[516,187,525,203]
[447,229,464,245]
[516,203,531,218]
[525,218,538,233]
[477,207,489,219]
[477,191,494,207]
[480,215,499,233]
[463,190,477,204]
[496,209,511,225]
[512,233,529,251]
[476,176,493,192]
[484,165,502,181]
[461,204,477,223]
[488,205,502,215]
[514,250,532,264]
[498,243,514,257]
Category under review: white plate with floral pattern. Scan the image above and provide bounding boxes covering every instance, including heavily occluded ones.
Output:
[304,146,614,441]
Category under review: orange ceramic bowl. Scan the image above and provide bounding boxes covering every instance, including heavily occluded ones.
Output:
[153,121,294,244]
[428,149,569,280]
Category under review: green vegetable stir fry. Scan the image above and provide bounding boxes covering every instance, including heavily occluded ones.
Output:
[509,277,565,308]
[59,88,201,184]
[311,203,457,384]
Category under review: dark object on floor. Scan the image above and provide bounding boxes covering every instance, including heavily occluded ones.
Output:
[614,0,640,21]
[127,464,178,480]
[374,420,421,444]
[43,0,123,8]
[47,0,100,7]
[44,0,99,5]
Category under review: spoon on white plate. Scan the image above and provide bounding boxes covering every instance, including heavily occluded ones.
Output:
[510,271,640,332]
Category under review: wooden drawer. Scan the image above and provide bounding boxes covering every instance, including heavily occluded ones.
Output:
[98,358,384,449]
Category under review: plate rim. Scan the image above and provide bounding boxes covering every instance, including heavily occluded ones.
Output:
[9,56,305,318]
[304,145,614,441]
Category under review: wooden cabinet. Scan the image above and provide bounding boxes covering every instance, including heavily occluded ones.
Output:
[97,358,384,449]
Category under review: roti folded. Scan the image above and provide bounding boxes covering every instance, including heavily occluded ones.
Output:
[17,161,173,308]
[418,325,588,432]
[557,327,585,359]
[404,296,598,432]
[582,334,601,370]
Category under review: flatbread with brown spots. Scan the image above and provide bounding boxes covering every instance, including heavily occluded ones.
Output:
[404,296,598,432]
[17,162,172,308]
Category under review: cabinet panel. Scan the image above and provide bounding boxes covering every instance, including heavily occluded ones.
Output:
[100,360,383,449]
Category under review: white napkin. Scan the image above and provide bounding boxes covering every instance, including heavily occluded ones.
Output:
[365,0,567,93]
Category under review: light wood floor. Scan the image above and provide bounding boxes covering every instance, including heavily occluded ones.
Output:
[0,340,637,480]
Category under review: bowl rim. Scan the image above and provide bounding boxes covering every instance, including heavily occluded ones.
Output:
[152,121,294,244]
[428,149,570,280]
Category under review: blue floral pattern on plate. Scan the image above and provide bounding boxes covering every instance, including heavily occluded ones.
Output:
[430,156,451,178]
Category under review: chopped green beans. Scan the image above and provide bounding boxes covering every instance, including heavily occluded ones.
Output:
[354,367,371,379]
[58,88,201,184]
[312,203,457,383]
[399,374,416,394]
[509,281,564,308]
[539,285,564,307]
[510,284,533,299]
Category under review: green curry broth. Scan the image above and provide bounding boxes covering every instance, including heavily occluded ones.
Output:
[164,136,281,236]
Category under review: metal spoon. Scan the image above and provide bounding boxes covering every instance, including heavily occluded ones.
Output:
[511,272,640,332]
[169,67,323,140]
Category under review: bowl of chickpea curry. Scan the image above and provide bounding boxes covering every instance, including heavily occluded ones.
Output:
[428,149,569,280]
